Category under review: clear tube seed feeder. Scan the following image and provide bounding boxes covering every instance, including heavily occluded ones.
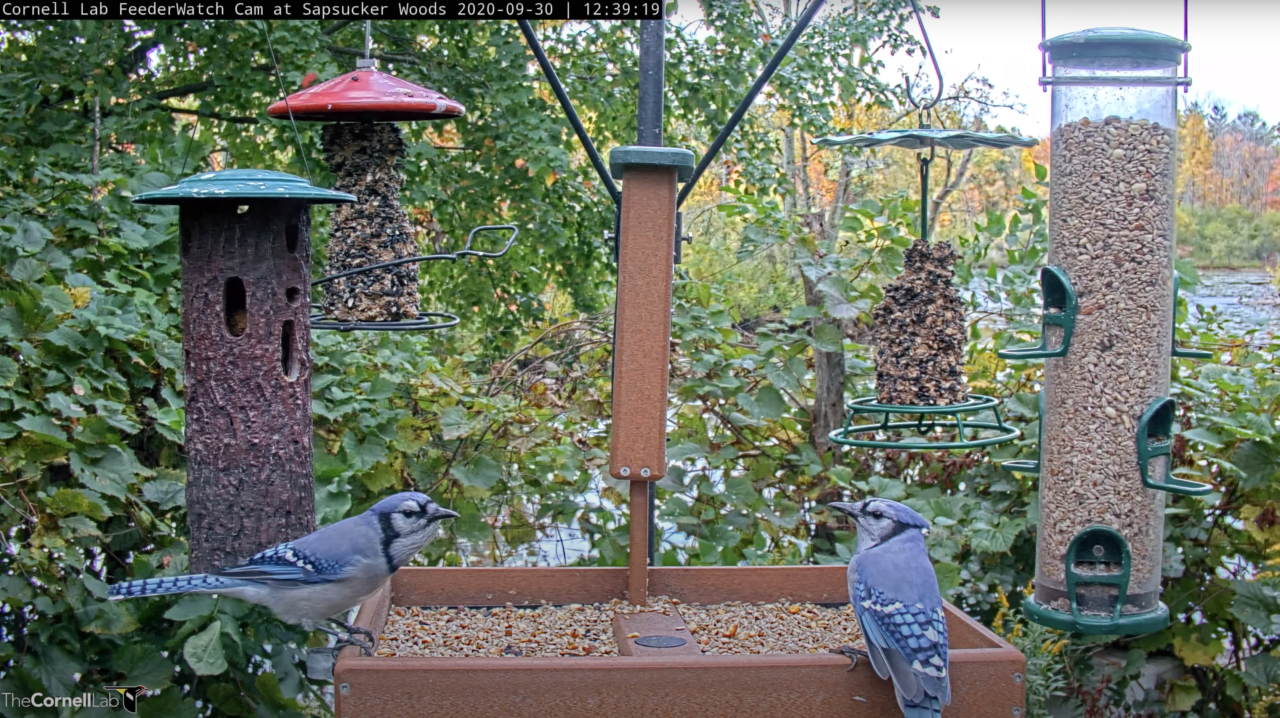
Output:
[1013,27,1212,635]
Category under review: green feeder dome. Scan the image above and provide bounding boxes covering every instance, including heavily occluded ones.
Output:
[812,128,1038,151]
[133,169,355,205]
[1041,27,1190,66]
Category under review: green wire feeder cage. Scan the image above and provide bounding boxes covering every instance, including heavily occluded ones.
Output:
[812,127,1038,451]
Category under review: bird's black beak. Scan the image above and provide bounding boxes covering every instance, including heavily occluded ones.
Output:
[826,502,861,519]
[429,506,460,521]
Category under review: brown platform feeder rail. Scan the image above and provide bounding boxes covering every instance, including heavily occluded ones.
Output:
[333,567,1025,718]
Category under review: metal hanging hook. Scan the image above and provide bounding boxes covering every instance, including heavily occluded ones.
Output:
[364,20,373,59]
[904,0,944,120]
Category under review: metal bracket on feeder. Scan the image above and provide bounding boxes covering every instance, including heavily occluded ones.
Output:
[828,394,1021,451]
[1001,391,1044,475]
[1171,275,1212,360]
[999,266,1077,360]
[1136,397,1213,496]
[308,224,518,332]
[674,210,693,265]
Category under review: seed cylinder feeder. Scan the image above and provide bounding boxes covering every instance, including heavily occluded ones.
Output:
[133,170,354,572]
[1007,28,1212,634]
[267,58,467,326]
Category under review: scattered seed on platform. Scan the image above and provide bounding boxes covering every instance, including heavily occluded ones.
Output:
[677,601,864,655]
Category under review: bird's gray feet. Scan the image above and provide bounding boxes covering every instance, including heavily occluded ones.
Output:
[317,623,375,656]
[330,619,377,646]
[830,645,869,672]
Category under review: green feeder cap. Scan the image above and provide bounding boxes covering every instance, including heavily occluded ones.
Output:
[133,169,356,205]
[1042,27,1190,65]
[609,146,696,182]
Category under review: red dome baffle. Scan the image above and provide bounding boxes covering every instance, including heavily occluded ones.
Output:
[266,60,465,122]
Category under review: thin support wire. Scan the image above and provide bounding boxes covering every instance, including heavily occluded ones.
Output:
[1182,0,1189,94]
[260,20,312,184]
[1040,0,1048,93]
[179,114,201,175]
[365,20,373,59]
[904,0,944,114]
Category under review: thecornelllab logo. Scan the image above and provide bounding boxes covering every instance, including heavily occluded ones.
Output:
[104,685,148,714]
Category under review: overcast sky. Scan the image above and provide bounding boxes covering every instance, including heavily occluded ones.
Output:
[672,0,1280,137]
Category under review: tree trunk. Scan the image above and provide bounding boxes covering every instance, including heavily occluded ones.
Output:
[181,201,317,572]
[800,212,845,464]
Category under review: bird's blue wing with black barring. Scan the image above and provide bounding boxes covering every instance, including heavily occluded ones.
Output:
[212,542,343,584]
[854,579,951,708]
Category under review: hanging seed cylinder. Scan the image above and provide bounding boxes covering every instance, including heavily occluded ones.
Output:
[134,170,354,572]
[266,60,466,325]
[873,238,968,406]
[1027,28,1188,633]
[321,122,419,322]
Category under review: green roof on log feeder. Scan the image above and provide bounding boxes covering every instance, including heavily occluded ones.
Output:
[133,169,356,205]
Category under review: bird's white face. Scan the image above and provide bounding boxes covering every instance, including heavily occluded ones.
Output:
[830,499,907,551]
[377,496,459,568]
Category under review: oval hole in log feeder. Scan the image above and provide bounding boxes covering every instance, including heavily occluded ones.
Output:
[237,205,250,214]
[280,319,298,380]
[285,213,300,255]
[224,277,247,337]
[180,214,193,258]
[285,287,302,305]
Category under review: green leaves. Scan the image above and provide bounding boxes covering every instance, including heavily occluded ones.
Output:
[452,455,503,490]
[183,620,229,676]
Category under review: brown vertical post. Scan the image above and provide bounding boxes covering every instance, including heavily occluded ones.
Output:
[134,170,354,572]
[608,148,694,604]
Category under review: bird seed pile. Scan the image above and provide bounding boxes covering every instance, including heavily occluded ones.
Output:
[678,601,863,655]
[376,597,679,658]
[1037,115,1176,609]
[873,238,968,406]
[375,598,863,658]
[321,122,420,322]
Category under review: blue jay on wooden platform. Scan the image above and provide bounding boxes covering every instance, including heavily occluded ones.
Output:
[109,492,458,654]
[828,498,951,718]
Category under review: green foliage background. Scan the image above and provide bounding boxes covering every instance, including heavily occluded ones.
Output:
[0,8,1277,718]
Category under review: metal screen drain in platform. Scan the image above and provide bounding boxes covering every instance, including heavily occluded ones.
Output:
[633,635,687,648]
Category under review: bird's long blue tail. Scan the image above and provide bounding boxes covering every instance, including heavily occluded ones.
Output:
[109,574,245,600]
[901,696,942,718]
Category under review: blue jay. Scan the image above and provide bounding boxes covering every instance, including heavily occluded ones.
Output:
[827,498,950,718]
[109,492,458,653]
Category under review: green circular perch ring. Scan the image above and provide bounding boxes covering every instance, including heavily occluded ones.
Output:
[829,394,1022,450]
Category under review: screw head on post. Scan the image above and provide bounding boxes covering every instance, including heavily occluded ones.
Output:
[620,466,631,477]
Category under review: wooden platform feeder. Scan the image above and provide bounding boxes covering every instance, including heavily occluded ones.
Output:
[133,170,354,572]
[328,148,1025,718]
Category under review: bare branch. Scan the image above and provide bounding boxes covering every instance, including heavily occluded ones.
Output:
[160,105,259,124]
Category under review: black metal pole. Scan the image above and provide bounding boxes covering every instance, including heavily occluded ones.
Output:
[637,20,665,148]
[677,0,827,207]
[636,18,665,567]
[517,20,621,204]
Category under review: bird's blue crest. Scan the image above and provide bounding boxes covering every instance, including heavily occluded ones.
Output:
[369,491,432,514]
[867,498,931,530]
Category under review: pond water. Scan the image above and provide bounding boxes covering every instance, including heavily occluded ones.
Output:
[1184,269,1280,336]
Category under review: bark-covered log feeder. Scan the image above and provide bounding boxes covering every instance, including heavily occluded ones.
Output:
[132,170,354,572]
[811,128,1038,451]
[267,57,487,330]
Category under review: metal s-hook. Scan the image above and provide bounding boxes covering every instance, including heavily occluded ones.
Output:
[905,0,944,118]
